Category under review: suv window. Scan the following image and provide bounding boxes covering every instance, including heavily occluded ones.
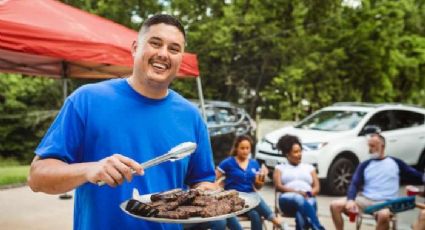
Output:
[392,110,425,129]
[295,110,367,131]
[365,110,425,132]
[364,111,394,131]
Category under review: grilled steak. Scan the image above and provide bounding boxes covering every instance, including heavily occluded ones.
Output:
[157,210,189,219]
[126,188,248,219]
[150,188,184,202]
[175,206,204,217]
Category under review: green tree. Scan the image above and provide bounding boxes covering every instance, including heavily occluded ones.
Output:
[0,74,62,162]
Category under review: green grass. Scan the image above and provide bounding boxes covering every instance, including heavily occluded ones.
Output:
[0,165,30,186]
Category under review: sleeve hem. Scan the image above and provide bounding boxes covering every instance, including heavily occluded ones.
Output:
[216,167,225,174]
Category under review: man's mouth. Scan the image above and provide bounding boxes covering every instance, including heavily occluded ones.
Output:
[150,60,170,71]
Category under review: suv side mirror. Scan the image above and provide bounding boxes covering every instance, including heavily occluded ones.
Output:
[359,125,382,136]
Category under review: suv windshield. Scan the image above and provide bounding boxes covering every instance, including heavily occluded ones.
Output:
[295,110,367,131]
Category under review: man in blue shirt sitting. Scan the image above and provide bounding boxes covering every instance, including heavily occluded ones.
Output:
[330,133,425,230]
[28,14,224,230]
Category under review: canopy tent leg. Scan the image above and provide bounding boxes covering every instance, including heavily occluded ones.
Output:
[60,61,72,200]
[196,77,207,122]
[61,61,69,103]
[62,78,68,102]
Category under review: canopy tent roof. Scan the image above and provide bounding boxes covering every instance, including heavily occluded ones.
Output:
[0,0,199,79]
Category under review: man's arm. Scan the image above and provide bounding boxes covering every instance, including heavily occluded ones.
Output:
[346,161,369,200]
[28,155,143,194]
[392,157,424,184]
[28,156,95,194]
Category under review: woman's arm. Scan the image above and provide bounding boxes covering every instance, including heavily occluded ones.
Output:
[310,170,320,196]
[273,168,301,194]
[253,164,267,190]
[215,169,225,188]
[253,173,265,190]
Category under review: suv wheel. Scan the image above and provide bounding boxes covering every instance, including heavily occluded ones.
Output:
[327,158,356,196]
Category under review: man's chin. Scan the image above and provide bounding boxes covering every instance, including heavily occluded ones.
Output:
[146,76,173,88]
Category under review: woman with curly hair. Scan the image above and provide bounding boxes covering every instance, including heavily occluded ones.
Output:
[274,134,325,230]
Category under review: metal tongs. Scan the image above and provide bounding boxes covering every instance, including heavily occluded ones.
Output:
[97,142,197,186]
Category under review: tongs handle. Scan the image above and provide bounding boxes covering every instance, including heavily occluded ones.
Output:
[139,150,179,169]
[96,142,196,186]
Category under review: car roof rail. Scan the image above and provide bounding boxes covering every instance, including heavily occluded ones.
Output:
[332,102,424,109]
[332,102,380,108]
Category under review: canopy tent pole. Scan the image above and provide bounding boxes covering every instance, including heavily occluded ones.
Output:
[59,61,72,200]
[62,79,68,102]
[196,76,207,122]
[61,61,68,102]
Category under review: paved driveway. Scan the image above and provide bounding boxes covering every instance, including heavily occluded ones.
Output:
[1,183,422,230]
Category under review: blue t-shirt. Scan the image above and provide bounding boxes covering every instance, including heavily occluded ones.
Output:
[35,79,215,230]
[217,157,260,193]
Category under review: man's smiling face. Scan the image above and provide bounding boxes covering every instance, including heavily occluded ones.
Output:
[132,23,185,90]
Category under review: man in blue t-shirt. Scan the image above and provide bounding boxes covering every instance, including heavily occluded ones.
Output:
[28,14,224,230]
[330,133,425,230]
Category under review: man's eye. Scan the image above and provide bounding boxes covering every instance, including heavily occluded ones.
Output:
[169,47,181,54]
[150,41,161,47]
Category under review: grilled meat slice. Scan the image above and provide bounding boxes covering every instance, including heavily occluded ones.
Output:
[125,199,159,217]
[192,195,219,207]
[200,200,232,217]
[157,210,189,219]
[150,188,183,202]
[175,206,204,217]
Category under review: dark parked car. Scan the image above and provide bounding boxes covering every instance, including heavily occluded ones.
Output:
[192,100,257,164]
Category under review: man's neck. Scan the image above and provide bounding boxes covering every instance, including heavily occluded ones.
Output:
[127,77,168,99]
[379,151,386,159]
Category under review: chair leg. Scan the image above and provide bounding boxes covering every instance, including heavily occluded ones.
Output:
[356,215,362,230]
[392,217,397,230]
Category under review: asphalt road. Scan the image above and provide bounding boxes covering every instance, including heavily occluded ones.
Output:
[0,182,422,230]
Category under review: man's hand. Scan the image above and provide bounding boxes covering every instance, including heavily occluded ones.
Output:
[86,154,144,187]
[345,200,358,213]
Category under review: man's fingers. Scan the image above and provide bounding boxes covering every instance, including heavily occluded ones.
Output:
[94,154,144,186]
[113,160,134,182]
[99,171,117,187]
[114,154,143,175]
[105,164,124,185]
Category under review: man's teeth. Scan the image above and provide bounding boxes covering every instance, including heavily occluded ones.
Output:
[152,63,167,70]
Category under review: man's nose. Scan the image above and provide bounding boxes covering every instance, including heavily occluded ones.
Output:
[157,46,168,58]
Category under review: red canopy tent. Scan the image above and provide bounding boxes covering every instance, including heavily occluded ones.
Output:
[0,0,206,117]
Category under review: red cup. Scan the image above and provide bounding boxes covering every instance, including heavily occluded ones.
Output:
[348,210,357,222]
[406,185,420,196]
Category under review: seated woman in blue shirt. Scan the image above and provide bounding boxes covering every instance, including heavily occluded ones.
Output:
[216,135,287,230]
[274,134,325,230]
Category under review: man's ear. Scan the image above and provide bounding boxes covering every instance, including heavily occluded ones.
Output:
[131,41,137,57]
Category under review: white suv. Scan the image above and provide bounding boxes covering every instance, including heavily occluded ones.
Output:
[255,102,425,195]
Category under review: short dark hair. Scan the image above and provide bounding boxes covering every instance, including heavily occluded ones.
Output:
[230,135,253,156]
[139,14,185,39]
[276,134,302,157]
